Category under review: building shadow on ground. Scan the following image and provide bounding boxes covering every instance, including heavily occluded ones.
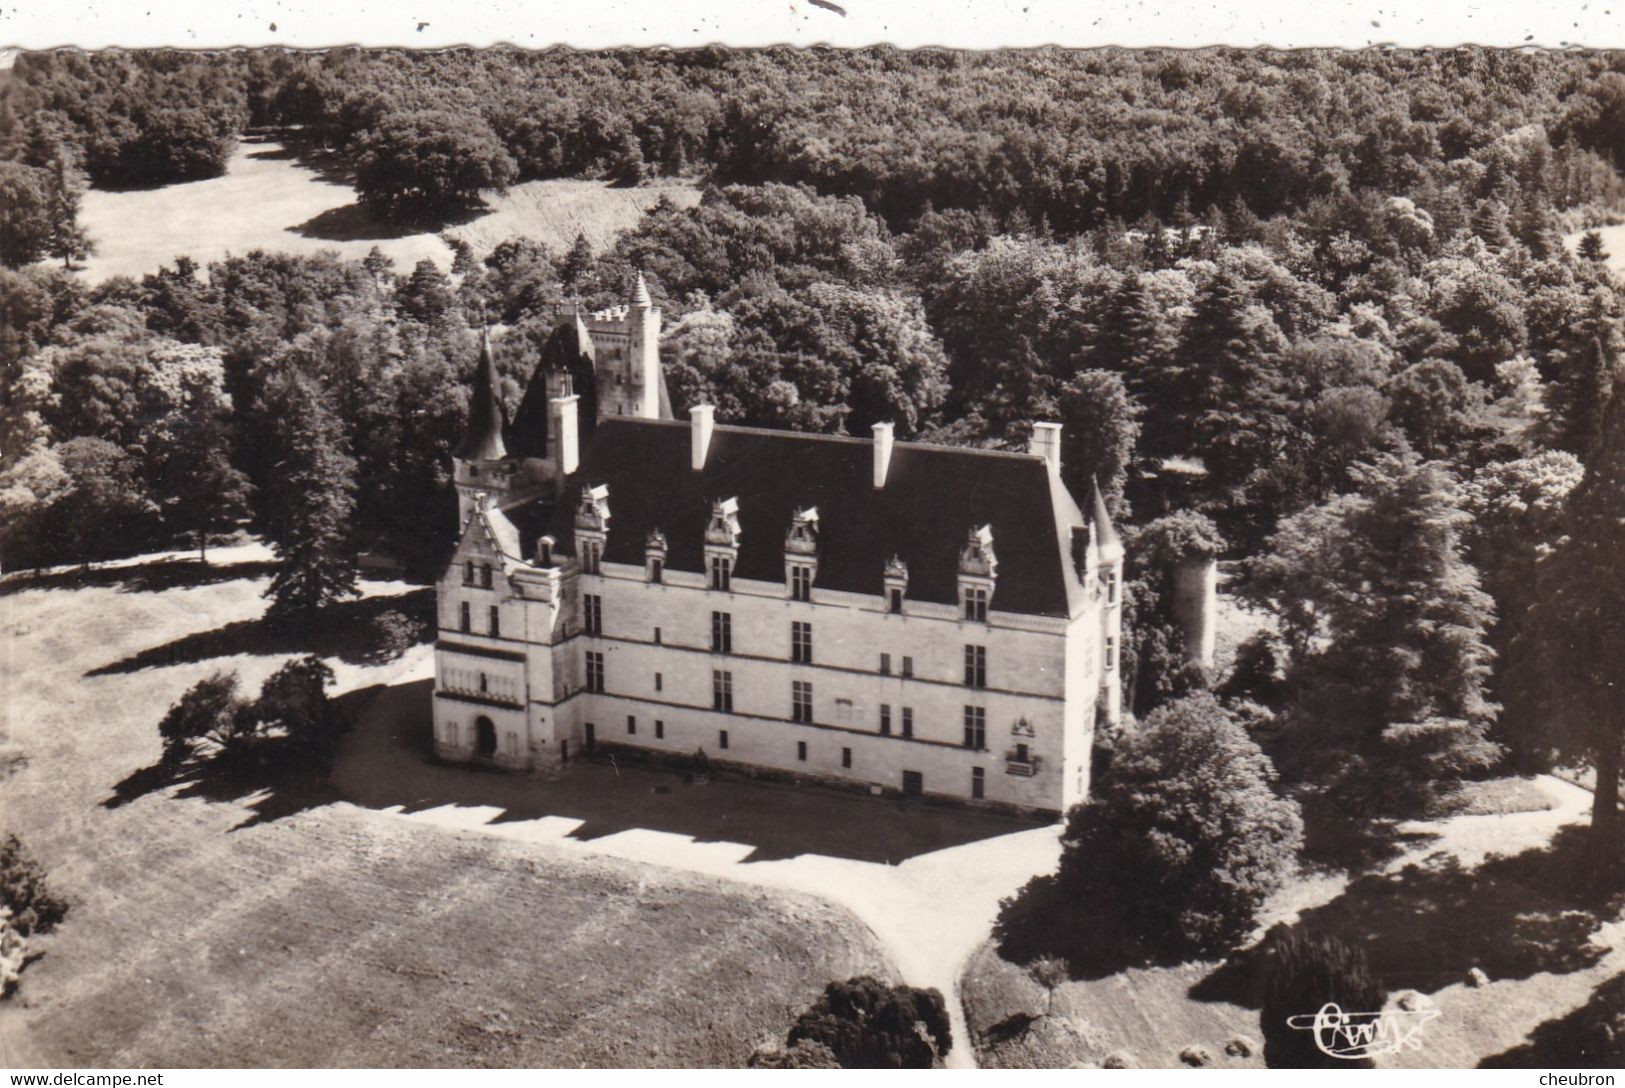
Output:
[1480,971,1625,1067]
[329,675,1048,866]
[86,589,435,675]
[1,556,280,597]
[1191,826,1623,1008]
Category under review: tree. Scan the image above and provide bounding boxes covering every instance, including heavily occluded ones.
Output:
[559,232,594,294]
[44,153,92,270]
[786,977,953,1069]
[0,835,68,939]
[1035,693,1303,963]
[1257,929,1385,1069]
[1246,452,1501,814]
[259,373,359,624]
[1057,369,1141,515]
[1120,512,1225,716]
[353,109,518,222]
[1513,392,1625,859]
[157,671,247,764]
[39,437,158,568]
[395,259,457,325]
[151,371,252,561]
[1577,230,1608,263]
[0,161,51,267]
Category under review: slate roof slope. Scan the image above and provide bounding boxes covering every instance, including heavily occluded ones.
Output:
[539,418,1091,619]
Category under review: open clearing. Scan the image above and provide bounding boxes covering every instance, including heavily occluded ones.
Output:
[66,140,700,284]
[961,775,1625,1068]
[0,545,888,1068]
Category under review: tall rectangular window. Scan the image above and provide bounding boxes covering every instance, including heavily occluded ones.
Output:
[1105,635,1119,670]
[463,560,475,586]
[655,720,664,739]
[842,747,852,768]
[888,588,903,614]
[488,605,500,637]
[1105,568,1120,605]
[710,554,731,591]
[963,705,987,750]
[880,653,892,675]
[797,740,808,762]
[649,557,664,584]
[902,706,914,738]
[972,766,985,799]
[902,656,914,678]
[583,593,602,636]
[585,651,605,693]
[790,564,812,602]
[880,704,892,735]
[627,714,637,736]
[965,586,989,622]
[964,644,987,688]
[791,680,813,724]
[653,626,662,645]
[654,671,663,692]
[481,563,493,589]
[719,729,729,750]
[459,600,471,633]
[791,621,813,664]
[711,611,732,653]
[581,541,602,575]
[712,670,733,712]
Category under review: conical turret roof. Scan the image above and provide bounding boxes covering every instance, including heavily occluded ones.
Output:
[631,272,652,309]
[455,328,508,461]
[1090,477,1123,563]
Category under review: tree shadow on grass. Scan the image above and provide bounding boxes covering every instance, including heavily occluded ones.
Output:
[989,872,1178,981]
[85,589,435,676]
[1192,826,1624,1008]
[103,739,340,831]
[0,556,279,597]
[1481,971,1625,1067]
[292,200,491,243]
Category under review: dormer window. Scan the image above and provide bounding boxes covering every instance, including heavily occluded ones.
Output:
[884,555,908,615]
[645,528,667,584]
[785,507,819,602]
[537,535,556,567]
[575,484,610,577]
[958,525,998,623]
[705,497,741,594]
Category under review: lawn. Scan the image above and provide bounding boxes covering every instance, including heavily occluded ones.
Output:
[65,138,700,284]
[0,544,890,1068]
[960,777,1625,1068]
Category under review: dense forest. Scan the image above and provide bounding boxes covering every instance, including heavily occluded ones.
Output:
[4,46,1625,845]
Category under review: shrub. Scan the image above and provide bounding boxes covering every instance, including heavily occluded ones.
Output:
[157,671,245,764]
[366,608,428,663]
[257,655,339,756]
[1257,928,1386,1069]
[786,976,953,1068]
[0,835,68,939]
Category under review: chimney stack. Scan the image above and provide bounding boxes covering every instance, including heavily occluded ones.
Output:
[691,404,715,471]
[1029,422,1063,473]
[872,422,895,488]
[550,394,580,476]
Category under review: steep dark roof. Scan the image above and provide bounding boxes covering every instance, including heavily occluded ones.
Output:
[543,419,1091,618]
[454,331,507,461]
[509,317,599,459]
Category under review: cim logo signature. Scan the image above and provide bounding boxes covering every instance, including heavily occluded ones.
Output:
[1286,1001,1441,1060]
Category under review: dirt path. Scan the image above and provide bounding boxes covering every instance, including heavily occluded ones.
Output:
[333,654,1065,1068]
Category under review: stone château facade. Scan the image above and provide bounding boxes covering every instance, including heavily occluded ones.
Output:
[431,276,1124,817]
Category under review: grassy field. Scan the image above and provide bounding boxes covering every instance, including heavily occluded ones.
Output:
[0,545,890,1068]
[961,779,1624,1069]
[67,139,700,284]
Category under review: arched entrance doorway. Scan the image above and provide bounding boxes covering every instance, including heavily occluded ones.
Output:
[475,716,497,758]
